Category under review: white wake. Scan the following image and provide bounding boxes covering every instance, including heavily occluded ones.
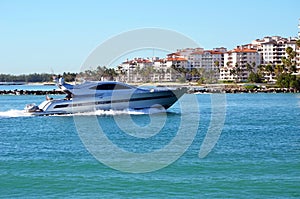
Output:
[70,107,166,116]
[0,109,31,118]
[0,107,167,118]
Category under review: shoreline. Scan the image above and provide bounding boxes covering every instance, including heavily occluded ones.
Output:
[0,89,64,95]
[0,85,298,95]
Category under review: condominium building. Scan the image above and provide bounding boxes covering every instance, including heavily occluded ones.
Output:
[176,47,226,71]
[252,36,298,66]
[297,43,300,75]
[220,47,260,81]
[297,19,300,74]
[118,58,153,82]
[118,54,187,82]
[165,52,189,69]
[176,48,204,61]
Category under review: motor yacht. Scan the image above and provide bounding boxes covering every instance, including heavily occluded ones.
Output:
[25,81,187,115]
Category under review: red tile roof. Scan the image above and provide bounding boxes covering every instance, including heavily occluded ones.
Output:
[231,48,257,53]
[190,51,204,55]
[166,57,188,61]
[122,58,152,64]
[167,52,180,56]
[205,50,224,54]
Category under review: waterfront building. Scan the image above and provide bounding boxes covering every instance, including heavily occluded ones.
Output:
[153,57,179,82]
[251,36,299,80]
[176,48,204,63]
[252,36,297,66]
[176,47,226,70]
[296,41,300,75]
[118,58,153,82]
[176,47,226,80]
[165,52,189,69]
[220,47,260,82]
[119,55,184,82]
[297,19,300,75]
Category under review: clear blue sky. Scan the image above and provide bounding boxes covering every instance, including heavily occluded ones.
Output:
[1,0,299,74]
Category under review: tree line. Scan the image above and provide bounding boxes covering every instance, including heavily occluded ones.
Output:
[0,73,54,83]
[0,69,114,83]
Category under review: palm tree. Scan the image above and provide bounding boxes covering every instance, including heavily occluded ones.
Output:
[246,63,253,73]
[230,68,237,81]
[296,39,300,48]
[264,64,274,82]
[190,68,198,81]
[226,61,231,67]
[236,67,243,82]
[257,64,264,74]
[251,62,256,71]
[274,64,284,76]
[296,40,300,73]
[233,62,244,82]
[265,64,274,75]
[284,47,297,73]
[214,61,220,72]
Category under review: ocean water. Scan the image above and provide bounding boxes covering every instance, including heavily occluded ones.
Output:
[0,84,57,91]
[0,86,299,198]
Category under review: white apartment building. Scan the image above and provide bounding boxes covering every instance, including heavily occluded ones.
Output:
[220,47,260,81]
[153,58,177,81]
[189,51,203,69]
[202,50,225,70]
[176,48,204,61]
[118,58,153,82]
[297,43,300,75]
[176,47,226,81]
[297,19,300,74]
[252,36,298,66]
[165,52,189,69]
[176,47,226,71]
[118,54,187,82]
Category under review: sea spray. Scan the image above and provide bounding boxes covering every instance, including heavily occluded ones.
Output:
[0,109,31,118]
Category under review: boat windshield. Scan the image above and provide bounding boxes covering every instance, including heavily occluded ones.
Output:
[89,83,132,90]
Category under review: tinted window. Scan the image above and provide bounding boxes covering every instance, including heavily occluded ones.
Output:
[89,83,131,90]
[54,104,69,109]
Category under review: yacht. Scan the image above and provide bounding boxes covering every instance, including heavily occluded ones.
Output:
[25,81,187,115]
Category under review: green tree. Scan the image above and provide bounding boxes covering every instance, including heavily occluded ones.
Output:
[276,73,300,89]
[248,71,262,83]
[283,47,297,73]
[276,46,299,88]
[245,62,253,73]
[296,39,300,48]
[274,64,284,76]
[214,61,220,72]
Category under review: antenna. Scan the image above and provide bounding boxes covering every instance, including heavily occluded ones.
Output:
[152,48,155,59]
[49,67,54,75]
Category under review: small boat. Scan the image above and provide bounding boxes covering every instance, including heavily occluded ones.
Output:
[25,81,187,115]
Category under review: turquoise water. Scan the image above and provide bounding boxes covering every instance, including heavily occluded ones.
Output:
[0,87,299,198]
[0,84,57,91]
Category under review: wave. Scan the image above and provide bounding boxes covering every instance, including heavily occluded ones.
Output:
[64,107,167,116]
[0,107,167,118]
[0,109,31,118]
